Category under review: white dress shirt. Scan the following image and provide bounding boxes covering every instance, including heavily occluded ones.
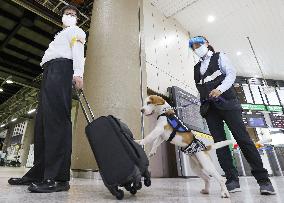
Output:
[199,50,236,93]
[40,25,86,77]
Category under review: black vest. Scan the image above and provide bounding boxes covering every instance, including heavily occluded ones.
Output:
[194,52,241,110]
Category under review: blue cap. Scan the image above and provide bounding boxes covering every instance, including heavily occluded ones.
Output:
[189,36,206,48]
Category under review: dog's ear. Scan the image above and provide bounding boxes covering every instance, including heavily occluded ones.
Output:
[149,95,165,105]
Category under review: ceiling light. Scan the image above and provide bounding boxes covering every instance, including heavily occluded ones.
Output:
[236,51,242,56]
[11,118,17,122]
[0,124,5,128]
[28,109,36,114]
[207,15,215,23]
[6,79,13,84]
[0,88,3,92]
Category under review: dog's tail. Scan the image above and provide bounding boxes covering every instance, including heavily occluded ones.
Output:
[205,140,234,151]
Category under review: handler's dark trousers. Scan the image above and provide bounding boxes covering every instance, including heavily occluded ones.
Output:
[205,105,269,183]
[24,58,73,182]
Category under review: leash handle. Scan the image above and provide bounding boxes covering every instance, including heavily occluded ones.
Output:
[73,85,95,124]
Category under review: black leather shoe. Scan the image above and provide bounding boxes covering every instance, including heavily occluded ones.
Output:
[28,179,70,193]
[8,177,38,186]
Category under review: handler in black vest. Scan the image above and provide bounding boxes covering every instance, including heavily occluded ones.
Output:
[189,36,275,195]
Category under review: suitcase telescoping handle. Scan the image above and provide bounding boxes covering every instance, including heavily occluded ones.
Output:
[73,85,95,124]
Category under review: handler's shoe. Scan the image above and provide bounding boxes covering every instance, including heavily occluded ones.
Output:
[226,179,241,193]
[259,179,276,195]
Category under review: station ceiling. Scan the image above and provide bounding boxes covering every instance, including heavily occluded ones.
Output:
[152,0,284,80]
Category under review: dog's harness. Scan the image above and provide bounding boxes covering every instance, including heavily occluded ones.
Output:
[157,113,207,155]
[181,139,207,155]
[157,113,189,142]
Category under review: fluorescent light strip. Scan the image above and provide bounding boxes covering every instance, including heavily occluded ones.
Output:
[28,109,36,114]
[6,79,13,84]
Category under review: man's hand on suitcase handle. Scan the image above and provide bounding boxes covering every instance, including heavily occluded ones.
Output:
[135,139,143,145]
[73,76,83,90]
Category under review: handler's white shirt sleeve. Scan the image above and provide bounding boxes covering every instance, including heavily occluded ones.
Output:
[40,26,86,77]
[217,53,236,93]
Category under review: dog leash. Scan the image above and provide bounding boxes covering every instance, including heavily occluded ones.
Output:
[164,96,226,111]
[161,97,226,141]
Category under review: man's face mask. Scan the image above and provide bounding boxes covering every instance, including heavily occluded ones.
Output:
[62,14,77,27]
[194,44,208,58]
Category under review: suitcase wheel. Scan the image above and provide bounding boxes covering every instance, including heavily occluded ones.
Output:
[134,181,142,190]
[115,189,124,200]
[124,183,132,191]
[144,178,151,187]
[143,169,152,187]
[109,186,125,200]
[129,187,137,195]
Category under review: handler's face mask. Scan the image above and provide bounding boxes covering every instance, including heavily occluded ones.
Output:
[62,14,77,27]
[194,44,208,58]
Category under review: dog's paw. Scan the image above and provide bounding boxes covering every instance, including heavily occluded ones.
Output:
[221,190,230,198]
[200,189,209,195]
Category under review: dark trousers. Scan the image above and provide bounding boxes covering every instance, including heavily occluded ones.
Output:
[205,105,268,183]
[24,59,73,182]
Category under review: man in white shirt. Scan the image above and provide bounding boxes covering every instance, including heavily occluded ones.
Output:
[8,5,86,193]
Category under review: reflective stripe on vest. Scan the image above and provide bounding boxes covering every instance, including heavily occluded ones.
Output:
[197,69,223,84]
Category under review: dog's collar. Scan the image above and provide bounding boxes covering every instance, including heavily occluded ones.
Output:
[157,113,167,120]
[158,106,172,120]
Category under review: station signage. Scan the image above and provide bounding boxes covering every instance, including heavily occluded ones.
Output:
[241,104,266,111]
[241,104,283,112]
[266,105,283,112]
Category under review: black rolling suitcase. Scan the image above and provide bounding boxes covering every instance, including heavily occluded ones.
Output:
[75,89,151,200]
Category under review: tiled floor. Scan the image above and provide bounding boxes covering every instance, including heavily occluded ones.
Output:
[0,167,283,203]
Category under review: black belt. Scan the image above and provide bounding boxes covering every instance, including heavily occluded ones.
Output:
[42,58,72,68]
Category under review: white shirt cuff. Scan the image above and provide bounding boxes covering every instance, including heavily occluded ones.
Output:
[216,86,225,94]
[73,71,84,78]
